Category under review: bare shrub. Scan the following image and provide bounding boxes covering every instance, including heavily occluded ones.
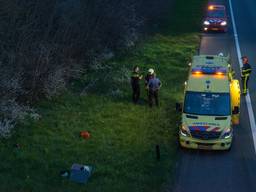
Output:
[0,119,14,138]
[0,0,172,137]
[44,67,67,99]
[0,99,39,138]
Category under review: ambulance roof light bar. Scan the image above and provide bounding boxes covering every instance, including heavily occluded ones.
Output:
[191,67,227,75]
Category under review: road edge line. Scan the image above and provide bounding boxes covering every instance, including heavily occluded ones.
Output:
[228,0,256,153]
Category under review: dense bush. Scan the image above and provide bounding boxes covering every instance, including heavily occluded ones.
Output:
[0,0,171,137]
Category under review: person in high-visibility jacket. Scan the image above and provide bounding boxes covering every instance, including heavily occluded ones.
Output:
[241,56,252,95]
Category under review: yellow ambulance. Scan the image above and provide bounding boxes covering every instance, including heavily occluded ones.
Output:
[178,55,240,150]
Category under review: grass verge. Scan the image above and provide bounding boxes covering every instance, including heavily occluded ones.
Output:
[0,0,207,191]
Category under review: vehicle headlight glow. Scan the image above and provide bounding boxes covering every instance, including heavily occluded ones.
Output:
[204,20,210,25]
[180,125,190,137]
[222,128,232,139]
[220,21,227,26]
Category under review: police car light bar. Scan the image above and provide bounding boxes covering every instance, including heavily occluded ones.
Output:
[191,67,227,75]
[208,5,215,10]
[208,4,225,11]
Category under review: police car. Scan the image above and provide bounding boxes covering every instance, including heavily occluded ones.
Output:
[203,4,228,32]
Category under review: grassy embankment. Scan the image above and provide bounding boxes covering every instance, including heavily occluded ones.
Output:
[0,0,207,191]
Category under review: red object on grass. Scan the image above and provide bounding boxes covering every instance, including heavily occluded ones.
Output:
[80,131,90,139]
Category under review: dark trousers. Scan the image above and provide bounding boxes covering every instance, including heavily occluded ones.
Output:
[242,75,249,94]
[132,85,140,104]
[148,90,159,107]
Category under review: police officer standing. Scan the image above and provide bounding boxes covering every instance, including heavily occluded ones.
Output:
[131,66,143,104]
[148,73,162,107]
[241,56,252,95]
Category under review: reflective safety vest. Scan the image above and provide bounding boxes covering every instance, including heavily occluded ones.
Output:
[241,63,252,77]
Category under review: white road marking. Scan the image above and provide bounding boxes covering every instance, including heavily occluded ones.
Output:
[229,0,256,152]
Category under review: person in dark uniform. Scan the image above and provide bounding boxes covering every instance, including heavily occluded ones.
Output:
[241,56,252,95]
[131,66,143,104]
[148,73,162,107]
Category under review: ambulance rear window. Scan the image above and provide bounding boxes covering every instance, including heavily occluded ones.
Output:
[184,91,231,116]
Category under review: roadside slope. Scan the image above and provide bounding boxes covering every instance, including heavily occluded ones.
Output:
[0,0,207,191]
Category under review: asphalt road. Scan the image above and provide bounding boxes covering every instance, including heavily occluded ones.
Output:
[172,0,256,191]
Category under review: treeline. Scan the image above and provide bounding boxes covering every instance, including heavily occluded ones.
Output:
[0,0,171,137]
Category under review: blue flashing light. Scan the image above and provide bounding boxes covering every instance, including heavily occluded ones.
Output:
[192,67,227,74]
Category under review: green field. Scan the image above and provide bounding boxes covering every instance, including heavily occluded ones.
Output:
[0,0,207,191]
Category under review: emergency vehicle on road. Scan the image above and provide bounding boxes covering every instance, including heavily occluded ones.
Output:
[178,55,240,150]
[203,4,228,32]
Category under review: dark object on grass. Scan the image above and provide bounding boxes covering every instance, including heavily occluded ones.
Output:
[60,170,70,178]
[156,145,160,160]
[69,164,93,184]
[14,143,21,149]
